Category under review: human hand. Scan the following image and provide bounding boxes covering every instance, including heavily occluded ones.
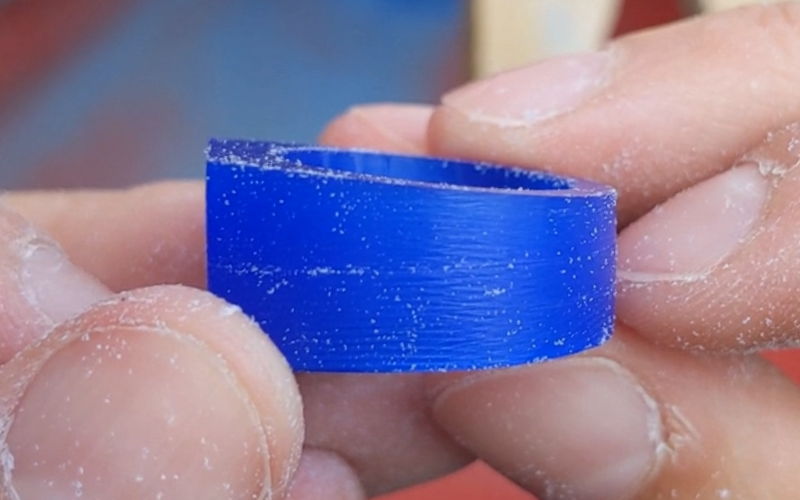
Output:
[7,3,800,499]
[0,185,313,500]
[0,182,484,500]
[321,3,800,499]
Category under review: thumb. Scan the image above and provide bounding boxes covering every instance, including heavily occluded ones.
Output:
[0,286,303,500]
[429,327,800,500]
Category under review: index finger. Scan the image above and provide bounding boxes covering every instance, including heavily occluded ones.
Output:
[3,181,206,292]
[428,3,800,225]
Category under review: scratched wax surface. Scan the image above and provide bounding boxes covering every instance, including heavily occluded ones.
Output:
[206,140,617,372]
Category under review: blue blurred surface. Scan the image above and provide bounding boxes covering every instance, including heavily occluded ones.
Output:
[0,0,466,188]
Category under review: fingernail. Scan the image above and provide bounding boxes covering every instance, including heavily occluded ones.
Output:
[618,164,769,281]
[5,327,270,500]
[442,51,611,126]
[433,358,661,500]
[0,206,110,361]
[20,243,110,324]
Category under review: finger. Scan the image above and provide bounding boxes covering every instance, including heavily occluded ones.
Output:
[617,121,800,351]
[0,202,109,362]
[315,105,478,497]
[297,373,472,497]
[318,103,432,154]
[430,326,800,500]
[427,3,800,225]
[285,449,365,500]
[6,151,474,495]
[2,181,206,291]
[0,285,303,500]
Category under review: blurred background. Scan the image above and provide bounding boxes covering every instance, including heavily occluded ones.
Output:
[0,0,796,498]
[0,0,467,188]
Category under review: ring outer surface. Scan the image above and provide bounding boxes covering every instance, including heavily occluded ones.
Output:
[206,139,617,373]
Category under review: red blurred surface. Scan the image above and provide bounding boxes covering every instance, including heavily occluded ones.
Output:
[385,1,800,499]
[613,0,681,36]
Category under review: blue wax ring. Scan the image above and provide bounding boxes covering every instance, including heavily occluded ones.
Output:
[206,139,617,373]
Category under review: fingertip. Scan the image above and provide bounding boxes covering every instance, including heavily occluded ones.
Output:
[298,373,473,496]
[429,327,800,500]
[429,350,661,500]
[615,121,800,353]
[3,181,208,291]
[428,3,800,228]
[0,285,303,500]
[285,449,366,500]
[319,104,432,154]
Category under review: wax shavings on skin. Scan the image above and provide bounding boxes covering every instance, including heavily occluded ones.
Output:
[656,405,700,463]
[3,321,270,499]
[756,158,795,179]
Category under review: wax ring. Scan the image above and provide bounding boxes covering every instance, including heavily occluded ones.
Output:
[206,139,617,372]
